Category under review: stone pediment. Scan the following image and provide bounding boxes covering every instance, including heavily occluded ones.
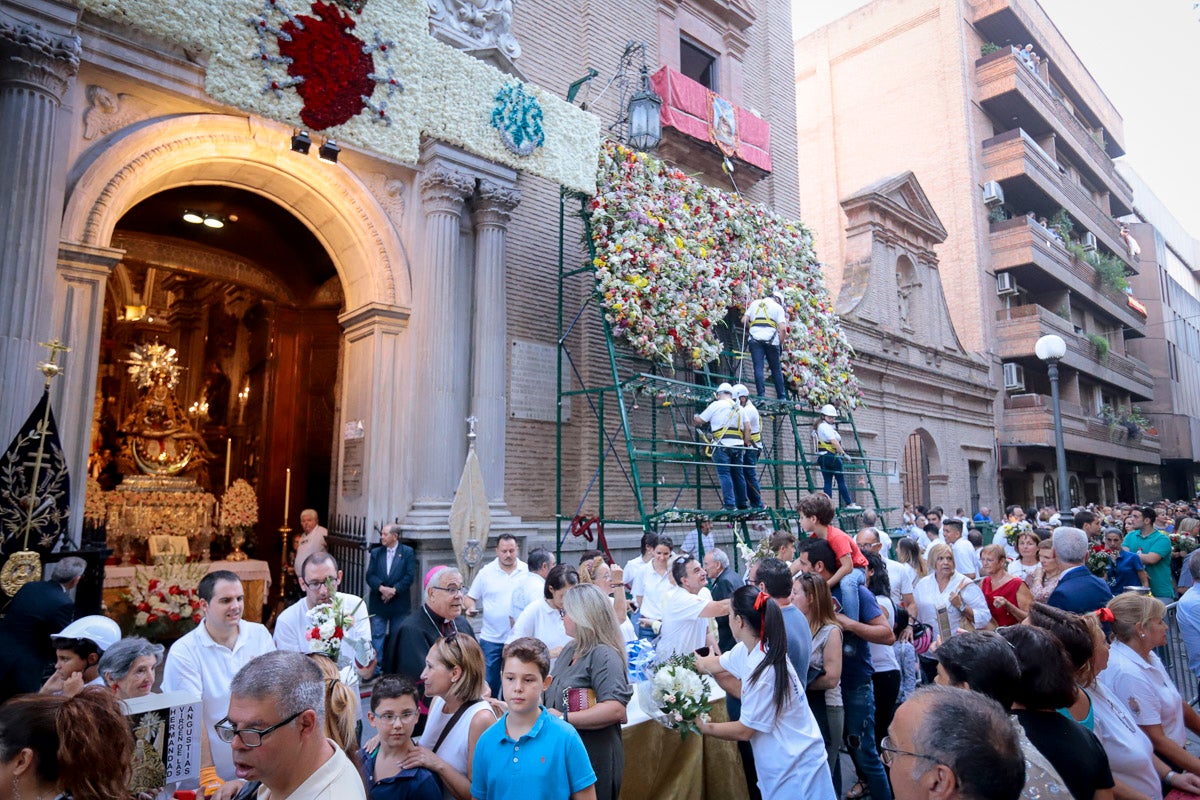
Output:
[837,172,967,358]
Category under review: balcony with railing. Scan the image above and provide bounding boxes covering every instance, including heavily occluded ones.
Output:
[990,216,1147,331]
[1001,392,1160,464]
[995,304,1154,398]
[975,49,1133,215]
[982,128,1130,264]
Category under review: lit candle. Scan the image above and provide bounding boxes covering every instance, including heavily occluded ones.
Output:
[283,467,291,526]
[224,439,232,490]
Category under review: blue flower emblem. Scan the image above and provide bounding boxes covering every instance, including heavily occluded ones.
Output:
[491,82,545,156]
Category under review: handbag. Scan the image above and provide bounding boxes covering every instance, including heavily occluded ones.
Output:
[911,621,934,655]
[563,687,597,712]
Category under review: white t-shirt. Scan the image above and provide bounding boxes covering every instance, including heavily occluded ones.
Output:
[656,585,709,659]
[1087,681,1160,800]
[161,620,276,780]
[745,297,786,346]
[741,400,762,443]
[869,596,900,673]
[467,558,528,643]
[508,598,572,660]
[949,538,978,577]
[698,398,742,444]
[680,529,716,556]
[815,421,841,453]
[623,554,652,591]
[273,591,372,684]
[634,564,673,620]
[510,572,545,623]
[1100,640,1185,746]
[719,643,835,800]
[884,558,916,608]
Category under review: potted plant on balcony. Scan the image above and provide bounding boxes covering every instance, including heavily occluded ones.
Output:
[1086,332,1110,360]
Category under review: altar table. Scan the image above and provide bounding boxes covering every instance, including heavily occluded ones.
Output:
[103,559,272,622]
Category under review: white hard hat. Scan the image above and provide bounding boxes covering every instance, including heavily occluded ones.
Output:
[820,404,838,418]
[52,615,121,652]
[731,384,749,399]
[716,382,734,395]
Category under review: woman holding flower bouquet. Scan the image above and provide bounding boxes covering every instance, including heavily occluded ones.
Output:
[696,586,835,800]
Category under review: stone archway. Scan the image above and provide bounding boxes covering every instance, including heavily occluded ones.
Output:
[55,113,413,539]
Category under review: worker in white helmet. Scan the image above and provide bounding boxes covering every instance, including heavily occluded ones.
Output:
[741,291,788,399]
[693,383,748,511]
[815,404,860,510]
[732,384,764,509]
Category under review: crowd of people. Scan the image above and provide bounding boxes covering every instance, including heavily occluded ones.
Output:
[6,494,1200,799]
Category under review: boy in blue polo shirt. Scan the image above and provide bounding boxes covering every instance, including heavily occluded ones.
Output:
[471,637,597,800]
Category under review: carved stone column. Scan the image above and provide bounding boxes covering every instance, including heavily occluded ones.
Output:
[470,181,520,505]
[409,159,474,516]
[52,241,122,547]
[0,7,81,445]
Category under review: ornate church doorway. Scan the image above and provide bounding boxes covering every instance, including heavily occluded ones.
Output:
[89,185,344,570]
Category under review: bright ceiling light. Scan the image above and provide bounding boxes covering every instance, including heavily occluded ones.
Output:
[182,211,203,224]
[203,216,224,229]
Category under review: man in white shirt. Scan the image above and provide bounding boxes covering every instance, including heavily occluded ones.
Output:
[656,554,731,659]
[857,527,917,621]
[681,519,716,557]
[273,552,375,685]
[465,533,527,696]
[162,570,275,784]
[510,547,555,623]
[943,520,977,580]
[733,383,765,509]
[693,383,748,511]
[741,292,788,399]
[292,509,329,579]
[219,651,365,799]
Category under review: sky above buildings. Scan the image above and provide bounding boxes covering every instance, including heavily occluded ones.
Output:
[791,0,1200,239]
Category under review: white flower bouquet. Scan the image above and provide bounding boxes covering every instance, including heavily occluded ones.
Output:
[1000,520,1034,548]
[304,587,371,666]
[637,653,712,738]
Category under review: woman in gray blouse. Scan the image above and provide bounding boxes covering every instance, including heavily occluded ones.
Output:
[547,583,633,800]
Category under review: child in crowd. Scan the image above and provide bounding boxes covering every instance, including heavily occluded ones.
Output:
[470,638,597,800]
[360,675,442,800]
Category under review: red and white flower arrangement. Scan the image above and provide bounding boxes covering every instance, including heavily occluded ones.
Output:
[588,141,861,409]
[120,562,208,639]
[304,585,366,660]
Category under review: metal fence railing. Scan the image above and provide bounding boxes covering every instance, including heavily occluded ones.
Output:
[1163,603,1197,707]
[326,515,370,599]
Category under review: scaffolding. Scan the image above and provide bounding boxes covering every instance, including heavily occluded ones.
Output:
[555,190,892,559]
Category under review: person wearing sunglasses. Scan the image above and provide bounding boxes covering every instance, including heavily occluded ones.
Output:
[884,684,1024,800]
[215,651,366,799]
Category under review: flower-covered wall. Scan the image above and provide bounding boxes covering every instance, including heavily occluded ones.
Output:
[70,0,602,193]
[588,141,861,409]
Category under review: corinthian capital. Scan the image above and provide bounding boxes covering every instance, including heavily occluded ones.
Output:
[473,180,521,227]
[0,14,81,98]
[419,163,475,215]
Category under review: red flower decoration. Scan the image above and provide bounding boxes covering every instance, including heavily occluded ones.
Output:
[278,2,375,130]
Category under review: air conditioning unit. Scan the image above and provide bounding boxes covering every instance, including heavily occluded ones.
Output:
[996,272,1018,296]
[983,181,1005,207]
[1003,362,1026,392]
[1083,231,1098,252]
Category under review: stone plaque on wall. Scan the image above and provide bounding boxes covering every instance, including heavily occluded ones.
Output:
[342,439,364,498]
[509,340,569,422]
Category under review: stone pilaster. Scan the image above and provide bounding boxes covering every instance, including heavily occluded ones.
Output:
[409,159,474,515]
[0,7,81,446]
[337,303,411,526]
[470,180,520,505]
[52,241,122,547]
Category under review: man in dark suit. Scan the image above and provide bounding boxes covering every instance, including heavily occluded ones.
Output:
[0,557,85,701]
[367,524,416,672]
[383,565,474,682]
[1048,527,1114,615]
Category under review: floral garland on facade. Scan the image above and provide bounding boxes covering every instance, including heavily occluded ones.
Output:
[70,0,602,193]
[589,141,861,409]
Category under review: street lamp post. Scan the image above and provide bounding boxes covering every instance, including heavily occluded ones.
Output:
[1035,334,1070,509]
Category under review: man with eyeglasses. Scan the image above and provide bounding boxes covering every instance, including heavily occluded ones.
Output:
[883,684,1023,800]
[272,552,375,685]
[383,565,475,684]
[162,570,275,789]
[216,651,365,799]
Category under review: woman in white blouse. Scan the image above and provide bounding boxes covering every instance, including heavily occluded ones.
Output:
[1007,531,1041,581]
[509,563,579,662]
[913,542,990,639]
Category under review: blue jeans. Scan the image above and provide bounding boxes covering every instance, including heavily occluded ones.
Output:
[819,452,854,505]
[748,338,788,399]
[713,445,748,509]
[744,446,763,508]
[481,639,505,698]
[836,568,866,629]
[842,681,893,800]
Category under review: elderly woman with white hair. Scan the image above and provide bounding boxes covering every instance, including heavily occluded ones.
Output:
[913,542,990,641]
[98,636,164,700]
